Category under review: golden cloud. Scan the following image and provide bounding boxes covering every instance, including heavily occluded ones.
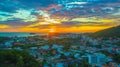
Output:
[0,25,11,29]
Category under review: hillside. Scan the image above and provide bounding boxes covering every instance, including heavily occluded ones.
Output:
[92,25,120,38]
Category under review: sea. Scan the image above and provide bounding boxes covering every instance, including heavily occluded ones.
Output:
[0,32,35,37]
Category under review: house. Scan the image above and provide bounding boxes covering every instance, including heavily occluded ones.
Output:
[5,41,12,47]
[41,45,50,50]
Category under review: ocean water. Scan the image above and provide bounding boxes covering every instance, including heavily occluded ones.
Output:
[0,32,34,37]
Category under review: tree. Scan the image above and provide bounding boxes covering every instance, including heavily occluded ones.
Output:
[0,50,39,67]
[114,54,120,63]
[16,56,24,67]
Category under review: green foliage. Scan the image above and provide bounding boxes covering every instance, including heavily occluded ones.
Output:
[0,37,10,43]
[101,50,110,56]
[113,54,120,63]
[60,54,67,59]
[12,43,43,49]
[16,56,24,67]
[0,50,39,67]
[44,38,80,46]
[80,59,91,67]
[113,41,120,46]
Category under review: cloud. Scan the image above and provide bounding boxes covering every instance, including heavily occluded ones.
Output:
[0,15,11,21]
[112,9,120,16]
[12,9,38,22]
[70,17,114,23]
[0,24,11,29]
[0,9,38,22]
[68,2,87,5]
[0,0,120,32]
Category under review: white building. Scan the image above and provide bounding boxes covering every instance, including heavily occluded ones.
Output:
[88,53,106,67]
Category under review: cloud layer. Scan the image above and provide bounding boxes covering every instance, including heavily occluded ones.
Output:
[0,0,120,32]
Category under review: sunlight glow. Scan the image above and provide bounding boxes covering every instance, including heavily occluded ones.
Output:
[49,28,55,33]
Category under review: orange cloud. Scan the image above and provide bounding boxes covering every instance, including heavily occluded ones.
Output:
[52,25,113,33]
[0,25,113,33]
[17,25,113,33]
[20,27,49,32]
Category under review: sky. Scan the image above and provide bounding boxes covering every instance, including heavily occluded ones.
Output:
[0,0,120,33]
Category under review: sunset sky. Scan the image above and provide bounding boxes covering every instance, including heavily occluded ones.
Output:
[0,0,120,33]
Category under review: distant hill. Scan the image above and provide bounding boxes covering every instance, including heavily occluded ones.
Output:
[92,25,120,38]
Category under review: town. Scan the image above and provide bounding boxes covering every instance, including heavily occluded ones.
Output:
[0,33,120,67]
